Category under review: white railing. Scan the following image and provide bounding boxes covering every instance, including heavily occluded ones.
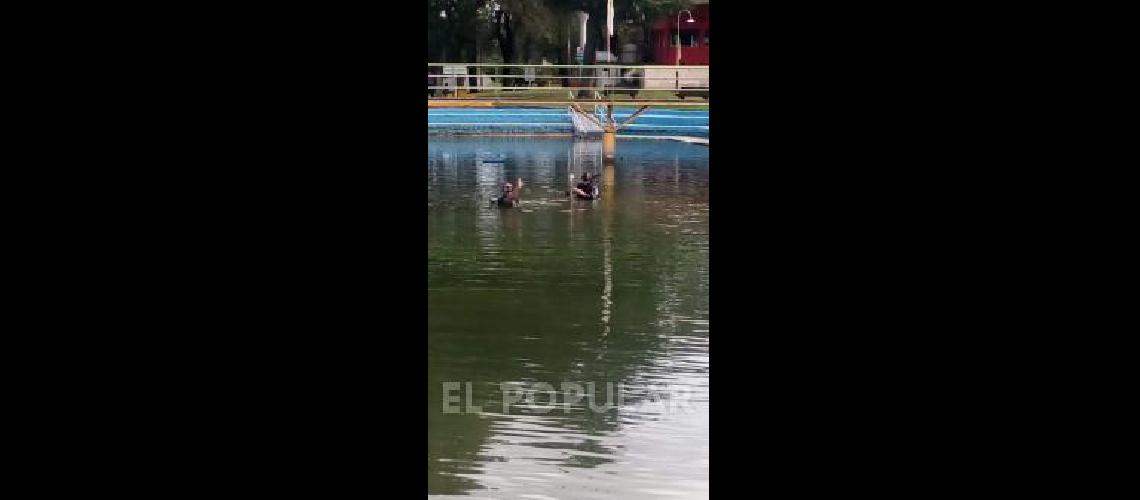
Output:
[428,63,709,99]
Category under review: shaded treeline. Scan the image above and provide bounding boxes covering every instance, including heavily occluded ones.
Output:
[427,0,693,64]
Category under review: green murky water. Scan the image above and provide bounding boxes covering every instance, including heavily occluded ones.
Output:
[428,137,709,499]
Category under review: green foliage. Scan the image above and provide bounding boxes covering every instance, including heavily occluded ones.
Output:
[428,0,696,63]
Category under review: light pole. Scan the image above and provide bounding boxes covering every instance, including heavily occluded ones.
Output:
[675,10,695,66]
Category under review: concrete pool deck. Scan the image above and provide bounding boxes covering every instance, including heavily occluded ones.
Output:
[623,135,709,146]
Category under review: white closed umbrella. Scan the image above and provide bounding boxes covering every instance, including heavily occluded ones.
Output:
[607,0,614,37]
[577,11,589,48]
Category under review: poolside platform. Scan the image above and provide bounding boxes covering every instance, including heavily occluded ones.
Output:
[624,135,709,146]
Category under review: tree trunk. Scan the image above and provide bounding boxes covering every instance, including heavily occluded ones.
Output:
[522,37,533,64]
[494,11,515,64]
[643,23,651,63]
[592,12,605,64]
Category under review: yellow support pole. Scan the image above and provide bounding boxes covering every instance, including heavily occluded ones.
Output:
[603,101,617,159]
[603,128,616,160]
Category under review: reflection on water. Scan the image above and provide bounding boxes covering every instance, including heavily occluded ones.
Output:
[428,137,709,499]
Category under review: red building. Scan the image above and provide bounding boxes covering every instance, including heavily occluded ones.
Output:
[649,2,709,65]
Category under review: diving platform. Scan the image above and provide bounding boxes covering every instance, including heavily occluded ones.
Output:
[568,106,604,137]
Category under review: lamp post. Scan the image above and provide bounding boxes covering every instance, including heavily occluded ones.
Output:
[675,10,695,66]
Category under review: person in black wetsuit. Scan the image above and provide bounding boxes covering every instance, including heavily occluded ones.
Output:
[495,178,523,207]
[571,172,599,200]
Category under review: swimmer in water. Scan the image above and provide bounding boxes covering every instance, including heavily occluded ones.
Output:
[495,178,523,207]
[571,172,599,200]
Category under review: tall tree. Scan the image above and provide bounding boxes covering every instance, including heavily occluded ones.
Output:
[492,6,516,63]
[490,0,568,63]
[428,0,491,62]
